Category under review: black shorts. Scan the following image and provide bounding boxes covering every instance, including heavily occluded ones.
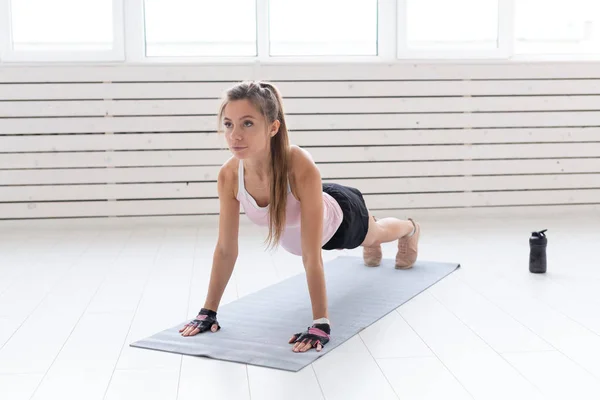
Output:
[322,183,370,250]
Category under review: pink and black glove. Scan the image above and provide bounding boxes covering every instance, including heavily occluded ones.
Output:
[181,308,220,334]
[290,322,331,351]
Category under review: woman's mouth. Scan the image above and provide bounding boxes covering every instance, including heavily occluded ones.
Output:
[232,146,247,151]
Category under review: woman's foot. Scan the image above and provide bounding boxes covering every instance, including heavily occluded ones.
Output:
[395,218,420,269]
[363,244,382,267]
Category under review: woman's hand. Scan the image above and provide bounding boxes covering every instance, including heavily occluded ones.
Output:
[289,322,331,352]
[180,308,220,337]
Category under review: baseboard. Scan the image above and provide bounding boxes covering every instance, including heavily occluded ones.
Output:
[1,204,598,231]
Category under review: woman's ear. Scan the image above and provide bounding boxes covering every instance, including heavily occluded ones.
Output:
[270,120,281,137]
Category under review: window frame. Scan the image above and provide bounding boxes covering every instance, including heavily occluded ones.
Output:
[2,0,600,64]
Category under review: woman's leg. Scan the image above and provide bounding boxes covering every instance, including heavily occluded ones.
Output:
[361,213,414,247]
[361,212,420,268]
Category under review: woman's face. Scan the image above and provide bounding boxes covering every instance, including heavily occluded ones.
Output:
[222,99,278,160]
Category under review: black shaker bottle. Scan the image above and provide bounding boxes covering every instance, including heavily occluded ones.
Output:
[529,229,548,273]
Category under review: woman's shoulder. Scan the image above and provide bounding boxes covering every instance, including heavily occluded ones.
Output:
[289,144,315,168]
[219,156,239,179]
[218,156,240,199]
[289,145,320,188]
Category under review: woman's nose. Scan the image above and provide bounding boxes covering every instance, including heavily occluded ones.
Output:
[231,127,242,139]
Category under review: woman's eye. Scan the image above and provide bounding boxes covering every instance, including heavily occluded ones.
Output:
[223,122,232,128]
[244,120,253,127]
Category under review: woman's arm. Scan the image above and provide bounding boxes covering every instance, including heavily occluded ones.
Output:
[203,161,240,312]
[293,147,328,321]
[181,161,240,337]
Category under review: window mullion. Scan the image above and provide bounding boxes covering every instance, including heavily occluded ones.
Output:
[123,0,145,62]
[377,0,397,60]
[396,0,407,58]
[112,0,126,61]
[256,0,269,61]
[498,0,515,58]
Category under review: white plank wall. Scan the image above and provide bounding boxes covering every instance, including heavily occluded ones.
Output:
[1,62,600,220]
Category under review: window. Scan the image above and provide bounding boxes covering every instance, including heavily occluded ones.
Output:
[515,0,600,55]
[9,0,113,51]
[268,0,377,56]
[2,0,123,61]
[404,0,499,50]
[143,0,257,57]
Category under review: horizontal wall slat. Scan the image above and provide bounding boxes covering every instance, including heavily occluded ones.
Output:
[0,166,220,185]
[0,99,214,117]
[1,132,225,152]
[0,199,220,218]
[0,150,230,168]
[256,63,600,81]
[2,189,600,219]
[293,128,600,146]
[3,159,600,185]
[0,116,217,134]
[316,159,600,178]
[0,65,256,83]
[3,63,600,82]
[310,143,600,162]
[3,128,600,152]
[365,189,600,209]
[289,112,600,130]
[3,80,600,101]
[2,143,599,169]
[4,112,600,134]
[3,96,600,117]
[3,174,600,202]
[277,80,600,98]
[0,182,214,201]
[336,174,600,193]
[0,82,230,100]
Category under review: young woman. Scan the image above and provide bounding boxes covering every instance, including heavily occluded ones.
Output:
[179,81,421,353]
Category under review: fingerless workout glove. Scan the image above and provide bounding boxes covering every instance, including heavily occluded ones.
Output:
[185,308,220,333]
[292,322,331,347]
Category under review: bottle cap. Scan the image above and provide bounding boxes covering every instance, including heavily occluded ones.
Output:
[531,229,547,238]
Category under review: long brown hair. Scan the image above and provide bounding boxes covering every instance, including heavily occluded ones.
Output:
[217,81,290,249]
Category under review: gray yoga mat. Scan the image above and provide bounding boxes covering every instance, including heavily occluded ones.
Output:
[130,256,460,372]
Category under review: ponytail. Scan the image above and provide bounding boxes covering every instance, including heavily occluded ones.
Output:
[262,83,290,250]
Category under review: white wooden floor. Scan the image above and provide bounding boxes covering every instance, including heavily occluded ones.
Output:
[1,210,600,400]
